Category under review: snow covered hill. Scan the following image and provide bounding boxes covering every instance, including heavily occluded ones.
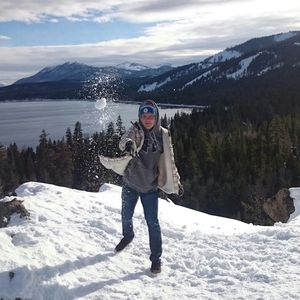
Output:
[1,182,300,299]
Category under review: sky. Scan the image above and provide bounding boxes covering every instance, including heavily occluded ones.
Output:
[0,181,300,299]
[0,0,300,84]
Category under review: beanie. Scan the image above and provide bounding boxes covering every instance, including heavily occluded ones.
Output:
[138,100,158,118]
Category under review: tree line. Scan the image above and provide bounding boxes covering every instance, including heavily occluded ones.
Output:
[1,106,300,225]
[0,116,125,199]
[170,105,300,224]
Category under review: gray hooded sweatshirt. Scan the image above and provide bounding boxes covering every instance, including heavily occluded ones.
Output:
[99,100,181,195]
[123,101,163,193]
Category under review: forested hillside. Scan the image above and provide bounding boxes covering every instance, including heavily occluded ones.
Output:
[1,101,299,225]
[170,106,300,224]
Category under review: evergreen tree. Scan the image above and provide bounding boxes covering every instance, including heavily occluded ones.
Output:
[116,115,125,137]
[72,122,85,189]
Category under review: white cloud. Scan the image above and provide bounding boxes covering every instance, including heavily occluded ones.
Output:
[93,15,112,23]
[0,35,11,40]
[0,0,298,24]
[0,0,299,83]
[0,1,124,23]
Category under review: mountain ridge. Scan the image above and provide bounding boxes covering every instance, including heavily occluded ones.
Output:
[137,31,300,94]
[13,61,174,85]
[1,30,300,102]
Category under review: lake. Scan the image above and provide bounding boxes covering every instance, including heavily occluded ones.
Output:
[0,100,192,148]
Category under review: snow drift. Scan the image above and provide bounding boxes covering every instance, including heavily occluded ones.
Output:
[0,182,300,299]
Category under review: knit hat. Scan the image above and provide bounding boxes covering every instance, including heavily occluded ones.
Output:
[138,100,158,118]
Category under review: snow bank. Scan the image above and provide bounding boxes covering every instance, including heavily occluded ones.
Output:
[288,187,300,221]
[0,182,299,299]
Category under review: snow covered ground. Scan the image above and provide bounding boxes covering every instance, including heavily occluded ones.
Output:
[1,182,300,299]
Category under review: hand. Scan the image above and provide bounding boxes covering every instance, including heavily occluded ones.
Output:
[124,141,137,157]
[124,140,133,153]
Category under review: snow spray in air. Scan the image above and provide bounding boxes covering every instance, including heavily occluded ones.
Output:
[80,70,123,132]
[78,70,124,185]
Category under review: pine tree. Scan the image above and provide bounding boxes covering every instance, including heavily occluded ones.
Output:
[0,144,7,161]
[36,130,51,182]
[116,115,125,137]
[72,122,85,189]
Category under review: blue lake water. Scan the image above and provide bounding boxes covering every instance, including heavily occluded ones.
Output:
[0,100,191,148]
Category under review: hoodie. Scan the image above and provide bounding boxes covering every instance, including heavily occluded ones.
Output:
[123,100,163,193]
[99,100,181,195]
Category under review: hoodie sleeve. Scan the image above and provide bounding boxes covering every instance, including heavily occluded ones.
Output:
[119,125,137,151]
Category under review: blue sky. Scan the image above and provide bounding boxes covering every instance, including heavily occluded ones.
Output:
[0,20,147,46]
[0,0,300,84]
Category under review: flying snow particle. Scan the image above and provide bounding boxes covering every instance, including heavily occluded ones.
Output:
[95,98,107,110]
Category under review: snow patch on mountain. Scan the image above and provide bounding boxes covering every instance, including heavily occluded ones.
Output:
[181,68,218,90]
[207,50,241,64]
[257,63,283,76]
[273,32,297,42]
[295,42,300,46]
[226,53,261,79]
[138,77,172,92]
[115,62,149,71]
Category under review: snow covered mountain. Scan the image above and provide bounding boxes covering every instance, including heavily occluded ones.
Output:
[1,181,300,299]
[13,62,115,85]
[0,61,174,100]
[0,82,5,87]
[12,61,174,86]
[115,62,149,71]
[137,31,300,92]
[115,62,173,78]
[1,30,299,102]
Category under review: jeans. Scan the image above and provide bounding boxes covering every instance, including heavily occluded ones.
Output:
[121,185,162,262]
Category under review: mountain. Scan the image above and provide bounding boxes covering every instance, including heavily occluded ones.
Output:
[0,82,5,87]
[115,61,149,71]
[1,181,300,298]
[136,31,300,97]
[1,31,300,102]
[12,61,174,85]
[115,62,173,78]
[13,62,116,85]
[0,61,174,100]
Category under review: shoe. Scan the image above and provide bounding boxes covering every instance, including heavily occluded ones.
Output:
[150,260,161,274]
[115,237,133,252]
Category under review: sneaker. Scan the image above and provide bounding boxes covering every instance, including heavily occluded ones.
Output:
[150,260,161,274]
[115,237,133,252]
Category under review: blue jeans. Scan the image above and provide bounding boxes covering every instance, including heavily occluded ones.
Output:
[121,185,162,262]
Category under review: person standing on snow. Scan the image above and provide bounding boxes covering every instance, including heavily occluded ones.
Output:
[100,99,182,274]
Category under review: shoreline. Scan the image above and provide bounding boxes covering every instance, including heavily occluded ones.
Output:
[115,99,205,109]
[0,98,205,109]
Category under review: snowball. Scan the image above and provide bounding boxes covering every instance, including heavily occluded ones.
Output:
[94,98,107,110]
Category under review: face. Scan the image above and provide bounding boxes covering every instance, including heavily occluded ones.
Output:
[140,113,156,129]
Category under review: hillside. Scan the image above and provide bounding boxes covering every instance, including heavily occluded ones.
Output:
[137,31,300,92]
[136,31,300,105]
[1,182,300,299]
